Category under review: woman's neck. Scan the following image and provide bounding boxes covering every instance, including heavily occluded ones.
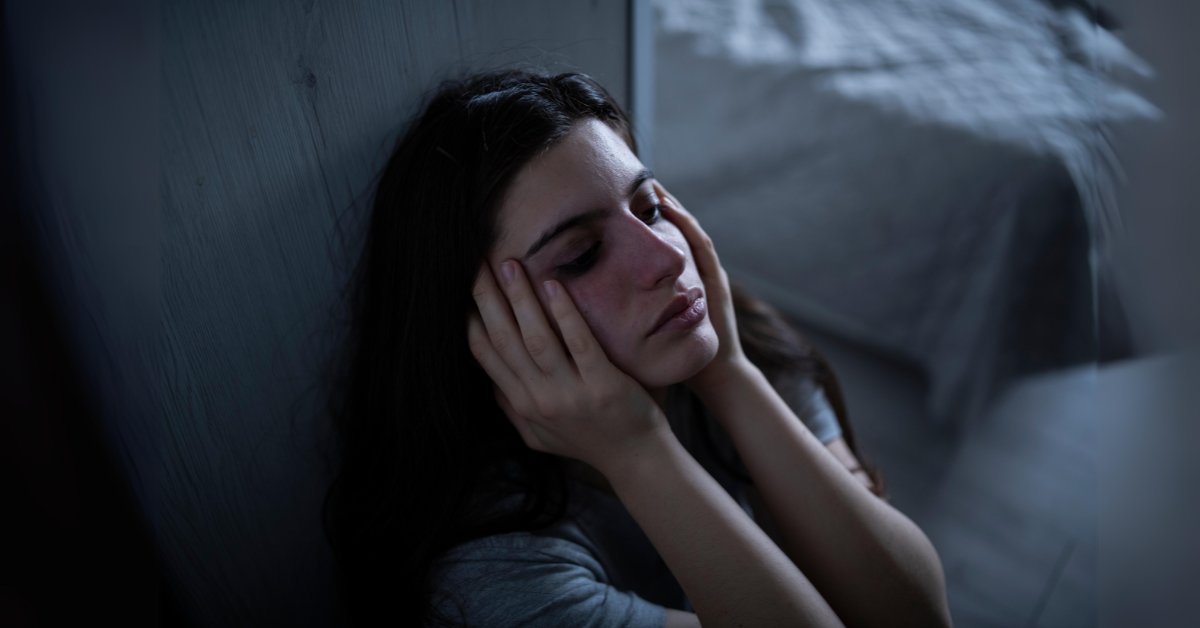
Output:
[563,385,671,498]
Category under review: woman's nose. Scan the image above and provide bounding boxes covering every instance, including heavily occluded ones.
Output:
[621,216,686,289]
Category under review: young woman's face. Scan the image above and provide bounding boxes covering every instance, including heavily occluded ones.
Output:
[488,119,718,389]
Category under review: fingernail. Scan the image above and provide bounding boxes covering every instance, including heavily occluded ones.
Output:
[543,280,558,298]
[500,261,515,284]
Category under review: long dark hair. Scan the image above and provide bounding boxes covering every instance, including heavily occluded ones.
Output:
[322,68,883,627]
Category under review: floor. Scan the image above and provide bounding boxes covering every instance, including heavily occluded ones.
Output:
[798,323,1097,627]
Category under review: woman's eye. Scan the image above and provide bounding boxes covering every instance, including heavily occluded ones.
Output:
[557,242,601,277]
[642,204,663,225]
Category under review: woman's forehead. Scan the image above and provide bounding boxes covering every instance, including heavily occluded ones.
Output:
[494,120,644,256]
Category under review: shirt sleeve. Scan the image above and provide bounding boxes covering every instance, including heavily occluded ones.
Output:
[788,377,843,445]
[430,532,668,628]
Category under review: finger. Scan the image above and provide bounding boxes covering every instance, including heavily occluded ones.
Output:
[541,279,611,382]
[494,259,572,377]
[653,182,723,278]
[656,182,685,212]
[472,263,543,384]
[467,311,533,415]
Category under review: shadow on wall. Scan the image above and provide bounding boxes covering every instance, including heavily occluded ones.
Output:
[1,30,175,625]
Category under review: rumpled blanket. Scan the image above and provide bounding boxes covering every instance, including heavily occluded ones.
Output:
[653,0,1157,422]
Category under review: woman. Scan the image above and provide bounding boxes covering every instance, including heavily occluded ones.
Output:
[323,69,951,627]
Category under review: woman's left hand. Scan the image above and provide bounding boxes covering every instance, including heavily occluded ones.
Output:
[655,182,752,396]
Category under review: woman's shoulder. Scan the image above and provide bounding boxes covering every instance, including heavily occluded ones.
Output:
[430,529,667,627]
[435,529,600,572]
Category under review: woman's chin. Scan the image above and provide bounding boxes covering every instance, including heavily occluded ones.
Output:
[634,321,720,389]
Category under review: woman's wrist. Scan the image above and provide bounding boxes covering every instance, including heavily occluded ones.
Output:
[595,425,683,489]
[688,355,761,410]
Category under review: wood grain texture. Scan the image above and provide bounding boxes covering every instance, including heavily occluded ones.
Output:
[155,1,630,625]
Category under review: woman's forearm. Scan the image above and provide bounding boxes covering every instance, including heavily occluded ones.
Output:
[601,430,845,628]
[698,360,952,628]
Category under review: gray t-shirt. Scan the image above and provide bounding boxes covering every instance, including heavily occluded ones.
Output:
[429,380,841,626]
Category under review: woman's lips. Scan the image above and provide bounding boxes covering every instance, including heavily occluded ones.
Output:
[649,287,706,337]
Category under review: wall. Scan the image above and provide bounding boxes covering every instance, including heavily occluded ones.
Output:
[7,1,637,625]
[1105,0,1200,354]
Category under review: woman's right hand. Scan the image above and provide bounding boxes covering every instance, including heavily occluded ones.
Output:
[468,259,673,475]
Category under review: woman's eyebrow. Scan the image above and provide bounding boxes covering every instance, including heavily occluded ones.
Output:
[522,168,655,261]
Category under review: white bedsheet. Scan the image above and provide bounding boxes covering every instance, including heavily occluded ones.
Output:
[652,0,1157,423]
